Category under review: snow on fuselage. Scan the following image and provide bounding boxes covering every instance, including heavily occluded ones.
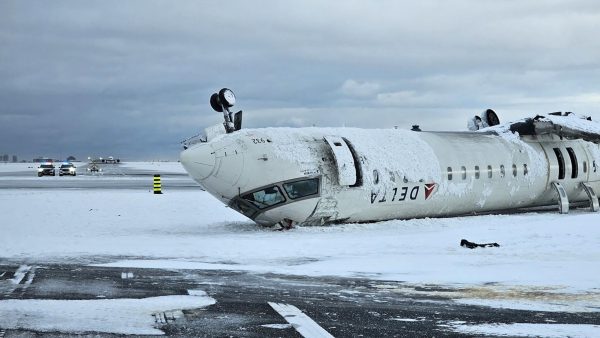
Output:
[180,127,600,226]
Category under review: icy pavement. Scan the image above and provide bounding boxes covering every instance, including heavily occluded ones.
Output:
[1,263,597,337]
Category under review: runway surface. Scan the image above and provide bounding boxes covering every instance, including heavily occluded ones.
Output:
[0,162,199,190]
[1,162,598,337]
[1,263,598,337]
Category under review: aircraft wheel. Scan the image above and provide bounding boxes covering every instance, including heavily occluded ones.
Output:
[210,93,223,112]
[486,109,500,126]
[218,88,235,108]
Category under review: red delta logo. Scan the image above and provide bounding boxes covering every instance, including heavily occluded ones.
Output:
[424,183,437,200]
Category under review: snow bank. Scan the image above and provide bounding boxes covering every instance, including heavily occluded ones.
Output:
[0,294,215,335]
[445,322,600,338]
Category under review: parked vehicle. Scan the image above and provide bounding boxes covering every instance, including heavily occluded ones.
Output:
[59,163,77,176]
[37,163,55,177]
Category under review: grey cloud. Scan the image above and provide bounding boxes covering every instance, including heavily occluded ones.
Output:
[1,0,600,160]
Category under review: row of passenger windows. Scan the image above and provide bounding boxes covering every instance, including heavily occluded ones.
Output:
[447,164,529,181]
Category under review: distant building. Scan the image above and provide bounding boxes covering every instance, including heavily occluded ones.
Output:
[2,154,8,162]
[33,157,53,163]
[67,155,76,162]
[12,155,17,163]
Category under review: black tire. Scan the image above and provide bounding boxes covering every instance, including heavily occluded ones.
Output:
[38,173,42,177]
[485,109,500,126]
[210,93,223,112]
[73,172,76,176]
[218,88,235,108]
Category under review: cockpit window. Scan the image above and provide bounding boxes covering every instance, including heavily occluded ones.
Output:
[233,199,256,216]
[242,186,286,209]
[283,178,319,200]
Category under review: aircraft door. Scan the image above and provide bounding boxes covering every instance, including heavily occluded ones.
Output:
[323,136,357,186]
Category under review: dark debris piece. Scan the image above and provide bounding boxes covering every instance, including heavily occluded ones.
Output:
[460,239,500,249]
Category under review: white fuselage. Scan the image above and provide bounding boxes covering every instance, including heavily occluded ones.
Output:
[180,127,600,226]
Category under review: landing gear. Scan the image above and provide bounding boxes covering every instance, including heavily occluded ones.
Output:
[209,88,242,134]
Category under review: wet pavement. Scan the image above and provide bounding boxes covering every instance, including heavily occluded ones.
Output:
[1,263,598,337]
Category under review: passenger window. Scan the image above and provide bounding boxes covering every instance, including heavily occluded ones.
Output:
[447,167,453,180]
[524,164,528,176]
[583,161,587,173]
[242,186,286,209]
[474,166,480,179]
[283,178,320,200]
[461,166,467,180]
[512,164,517,177]
[487,165,492,178]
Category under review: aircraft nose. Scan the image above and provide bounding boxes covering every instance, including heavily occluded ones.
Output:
[180,144,215,181]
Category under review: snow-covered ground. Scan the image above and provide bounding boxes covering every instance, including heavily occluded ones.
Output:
[444,322,599,338]
[0,291,215,335]
[0,162,37,173]
[1,161,598,336]
[2,186,599,315]
[119,161,187,174]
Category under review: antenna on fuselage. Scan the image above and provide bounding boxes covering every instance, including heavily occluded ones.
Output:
[209,88,242,133]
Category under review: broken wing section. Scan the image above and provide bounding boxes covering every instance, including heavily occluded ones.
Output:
[508,113,600,143]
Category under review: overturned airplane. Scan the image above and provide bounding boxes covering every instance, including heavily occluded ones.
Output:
[181,88,600,227]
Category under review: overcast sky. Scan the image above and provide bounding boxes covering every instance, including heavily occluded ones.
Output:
[2,0,600,160]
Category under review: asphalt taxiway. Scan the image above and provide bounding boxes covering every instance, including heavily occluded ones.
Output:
[2,263,598,337]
